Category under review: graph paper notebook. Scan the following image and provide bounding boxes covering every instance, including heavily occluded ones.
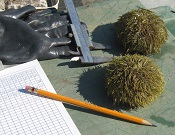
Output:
[0,60,81,135]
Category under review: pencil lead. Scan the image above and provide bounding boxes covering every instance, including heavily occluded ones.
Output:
[152,124,157,127]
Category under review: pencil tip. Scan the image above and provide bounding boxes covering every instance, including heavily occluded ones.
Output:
[152,124,157,127]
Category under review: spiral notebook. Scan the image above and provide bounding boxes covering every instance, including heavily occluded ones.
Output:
[0,60,81,135]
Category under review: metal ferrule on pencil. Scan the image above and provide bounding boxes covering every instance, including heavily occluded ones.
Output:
[26,86,38,94]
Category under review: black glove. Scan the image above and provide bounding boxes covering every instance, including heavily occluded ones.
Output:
[0,5,76,64]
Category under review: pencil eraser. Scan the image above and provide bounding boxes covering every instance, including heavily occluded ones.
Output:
[25,86,29,90]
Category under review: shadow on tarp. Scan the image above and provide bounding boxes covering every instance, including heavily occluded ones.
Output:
[150,115,175,127]
[57,57,100,68]
[64,103,144,126]
[76,66,131,111]
[91,23,124,56]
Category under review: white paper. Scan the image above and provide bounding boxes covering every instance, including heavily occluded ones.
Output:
[0,60,81,135]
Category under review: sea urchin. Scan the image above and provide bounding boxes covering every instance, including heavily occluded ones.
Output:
[115,8,168,55]
[105,54,165,109]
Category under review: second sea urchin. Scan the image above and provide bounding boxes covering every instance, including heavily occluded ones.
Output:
[115,8,168,55]
[105,54,165,109]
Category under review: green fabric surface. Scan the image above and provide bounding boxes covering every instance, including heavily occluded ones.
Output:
[39,0,175,134]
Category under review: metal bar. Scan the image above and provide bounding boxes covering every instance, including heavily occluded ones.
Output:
[64,0,93,63]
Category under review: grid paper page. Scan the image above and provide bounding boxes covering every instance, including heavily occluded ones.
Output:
[0,60,81,135]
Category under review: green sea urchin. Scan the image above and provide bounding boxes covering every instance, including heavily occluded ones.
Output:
[115,8,168,55]
[105,54,165,109]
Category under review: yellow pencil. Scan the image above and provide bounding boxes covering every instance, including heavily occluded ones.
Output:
[25,86,156,126]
